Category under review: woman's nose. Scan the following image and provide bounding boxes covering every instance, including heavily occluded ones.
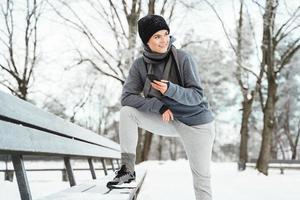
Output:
[161,35,169,43]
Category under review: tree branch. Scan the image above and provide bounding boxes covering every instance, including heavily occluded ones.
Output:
[122,0,129,17]
[160,0,168,15]
[107,0,128,38]
[203,0,237,55]
[276,41,300,73]
[4,0,19,76]
[274,6,300,42]
[0,80,16,94]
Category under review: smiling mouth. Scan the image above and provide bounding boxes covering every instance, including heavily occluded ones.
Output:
[159,45,167,48]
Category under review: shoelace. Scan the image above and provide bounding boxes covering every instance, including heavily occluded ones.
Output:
[115,166,129,178]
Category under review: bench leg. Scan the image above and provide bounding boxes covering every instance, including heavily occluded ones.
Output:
[88,158,96,179]
[280,168,284,175]
[117,159,120,168]
[101,158,108,175]
[11,155,32,200]
[64,157,76,186]
[110,159,115,171]
[5,170,14,182]
[62,169,68,182]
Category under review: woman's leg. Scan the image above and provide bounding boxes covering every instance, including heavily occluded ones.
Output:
[119,106,179,171]
[175,121,215,200]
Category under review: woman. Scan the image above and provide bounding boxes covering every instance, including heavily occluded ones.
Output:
[107,14,215,200]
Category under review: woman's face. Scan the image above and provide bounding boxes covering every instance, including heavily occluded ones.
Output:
[147,30,170,54]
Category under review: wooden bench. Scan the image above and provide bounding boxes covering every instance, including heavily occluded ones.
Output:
[0,91,146,200]
[246,159,300,174]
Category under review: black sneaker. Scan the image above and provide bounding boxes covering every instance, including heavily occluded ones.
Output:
[106,165,136,188]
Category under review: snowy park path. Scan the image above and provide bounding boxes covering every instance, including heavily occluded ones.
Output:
[137,160,300,200]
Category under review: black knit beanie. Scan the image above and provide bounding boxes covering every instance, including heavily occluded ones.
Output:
[138,15,170,45]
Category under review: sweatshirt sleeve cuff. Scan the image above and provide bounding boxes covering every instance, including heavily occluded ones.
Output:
[164,81,177,97]
[159,104,169,114]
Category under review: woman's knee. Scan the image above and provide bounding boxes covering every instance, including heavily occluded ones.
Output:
[120,106,138,118]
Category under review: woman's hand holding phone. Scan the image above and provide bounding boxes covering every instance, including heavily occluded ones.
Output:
[147,74,169,94]
[147,74,159,82]
[151,80,168,94]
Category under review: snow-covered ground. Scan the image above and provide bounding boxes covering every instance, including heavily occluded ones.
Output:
[138,160,300,200]
[0,160,299,200]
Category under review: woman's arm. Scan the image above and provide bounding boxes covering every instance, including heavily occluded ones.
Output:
[163,54,204,106]
[121,59,165,113]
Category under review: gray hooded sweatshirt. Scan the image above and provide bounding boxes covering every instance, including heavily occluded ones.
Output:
[121,39,213,126]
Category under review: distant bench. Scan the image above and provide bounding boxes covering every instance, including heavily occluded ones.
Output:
[0,91,146,200]
[247,159,300,174]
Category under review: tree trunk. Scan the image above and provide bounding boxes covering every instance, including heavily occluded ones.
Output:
[141,131,153,161]
[148,0,156,14]
[236,0,253,171]
[127,17,139,65]
[257,77,277,175]
[158,136,163,160]
[169,138,177,160]
[238,98,253,170]
[292,123,300,159]
[136,128,144,164]
[126,0,142,68]
[18,81,28,100]
[256,0,278,175]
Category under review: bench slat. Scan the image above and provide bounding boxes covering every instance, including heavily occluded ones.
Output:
[0,121,120,159]
[0,91,120,151]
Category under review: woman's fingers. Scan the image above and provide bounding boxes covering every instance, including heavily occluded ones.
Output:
[169,110,174,121]
[162,111,167,122]
[162,109,174,122]
[163,112,168,122]
[167,110,174,121]
[151,80,168,94]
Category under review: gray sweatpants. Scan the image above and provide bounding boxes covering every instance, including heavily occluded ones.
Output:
[119,106,215,200]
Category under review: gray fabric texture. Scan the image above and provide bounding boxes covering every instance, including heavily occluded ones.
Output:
[119,106,215,200]
[143,52,174,99]
[121,36,213,126]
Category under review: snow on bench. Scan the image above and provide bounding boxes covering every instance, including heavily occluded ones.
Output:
[38,168,147,200]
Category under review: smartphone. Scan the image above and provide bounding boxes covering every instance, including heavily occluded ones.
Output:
[147,74,160,82]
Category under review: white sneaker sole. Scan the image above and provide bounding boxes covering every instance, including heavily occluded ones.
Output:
[110,181,137,189]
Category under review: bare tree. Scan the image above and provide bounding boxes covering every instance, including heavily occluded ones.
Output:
[203,0,300,173]
[236,0,250,170]
[256,0,300,175]
[281,102,300,160]
[234,0,267,171]
[203,0,264,170]
[0,0,44,100]
[47,0,142,84]
[274,61,300,160]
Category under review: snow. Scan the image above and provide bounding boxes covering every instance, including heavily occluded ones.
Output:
[0,160,300,200]
[139,160,300,200]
